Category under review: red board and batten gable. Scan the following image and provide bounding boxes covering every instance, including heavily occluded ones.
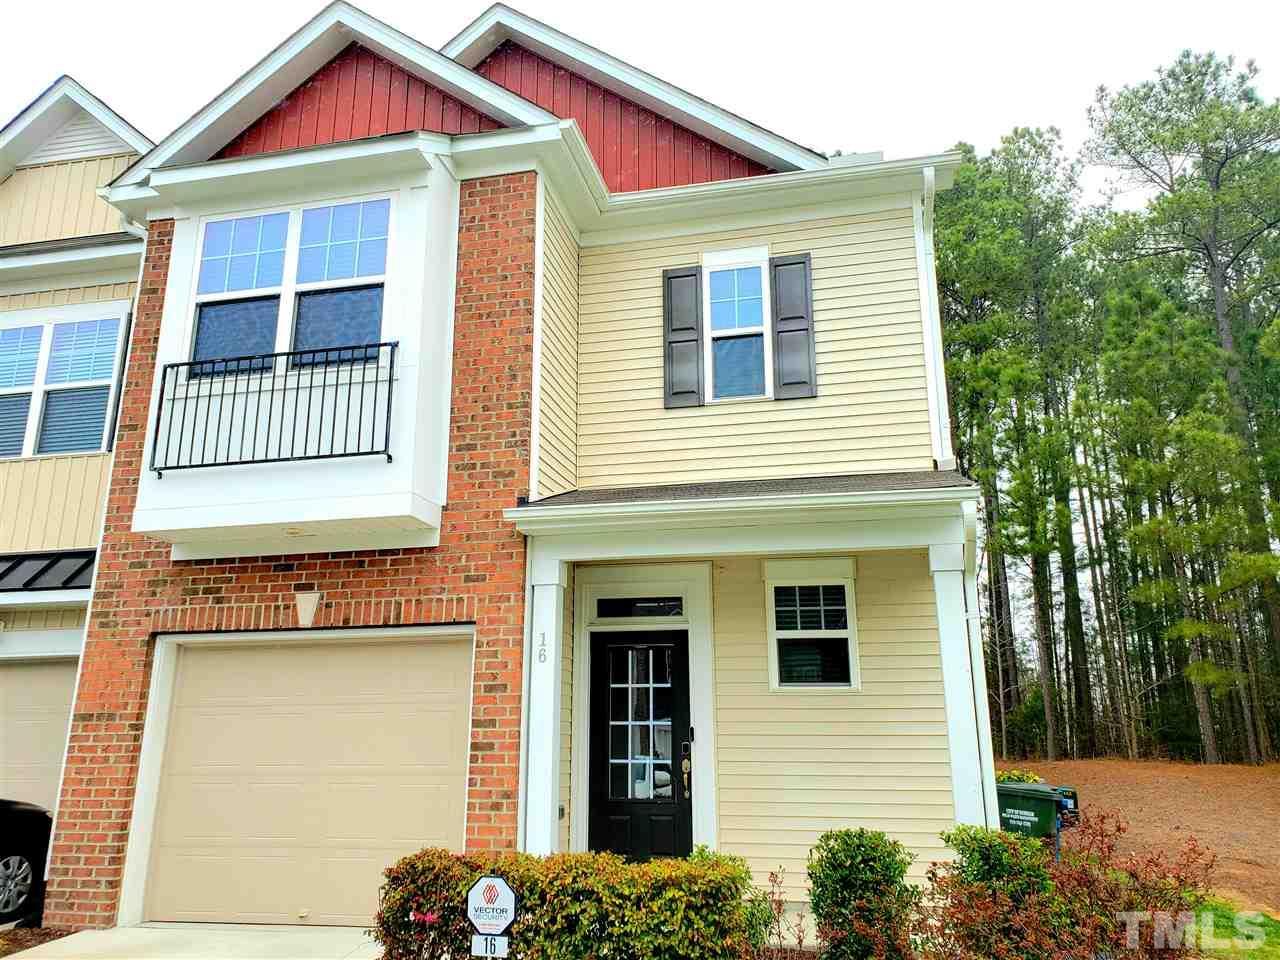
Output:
[476,41,772,192]
[215,43,504,159]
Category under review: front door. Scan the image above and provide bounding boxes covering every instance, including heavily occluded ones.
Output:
[588,631,693,860]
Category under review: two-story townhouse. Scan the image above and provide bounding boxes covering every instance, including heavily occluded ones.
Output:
[42,1,998,932]
[0,78,151,824]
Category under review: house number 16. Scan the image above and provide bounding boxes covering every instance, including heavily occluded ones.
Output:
[537,631,548,663]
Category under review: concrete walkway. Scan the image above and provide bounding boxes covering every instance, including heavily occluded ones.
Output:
[12,924,379,959]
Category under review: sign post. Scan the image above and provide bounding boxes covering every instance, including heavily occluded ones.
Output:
[467,876,516,958]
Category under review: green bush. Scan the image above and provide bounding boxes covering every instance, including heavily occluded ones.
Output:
[373,847,758,960]
[995,767,1044,783]
[807,828,916,960]
[942,824,1052,904]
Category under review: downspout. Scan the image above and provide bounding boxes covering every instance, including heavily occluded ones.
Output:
[516,537,534,849]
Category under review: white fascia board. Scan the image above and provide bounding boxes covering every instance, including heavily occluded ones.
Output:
[0,76,152,179]
[0,589,92,608]
[115,1,555,189]
[0,239,144,284]
[505,484,979,535]
[106,132,441,221]
[442,4,827,174]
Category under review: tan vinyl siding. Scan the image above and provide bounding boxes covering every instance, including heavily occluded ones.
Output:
[0,280,136,312]
[559,565,575,851]
[5,608,87,630]
[578,208,934,488]
[0,154,134,246]
[536,187,579,498]
[713,551,954,901]
[0,453,112,552]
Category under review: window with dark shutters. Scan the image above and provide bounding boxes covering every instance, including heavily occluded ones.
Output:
[662,265,703,408]
[769,253,817,399]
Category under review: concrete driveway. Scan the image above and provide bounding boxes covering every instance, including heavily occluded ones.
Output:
[12,924,379,959]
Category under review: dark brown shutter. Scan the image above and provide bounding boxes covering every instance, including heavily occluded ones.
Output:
[770,253,817,399]
[662,265,704,408]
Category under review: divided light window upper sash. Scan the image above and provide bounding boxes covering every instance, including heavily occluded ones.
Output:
[188,194,393,370]
[0,306,127,460]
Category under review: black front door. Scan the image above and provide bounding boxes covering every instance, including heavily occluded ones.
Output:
[588,631,692,860]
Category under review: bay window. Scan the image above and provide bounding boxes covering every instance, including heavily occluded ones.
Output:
[0,309,125,459]
[190,196,390,368]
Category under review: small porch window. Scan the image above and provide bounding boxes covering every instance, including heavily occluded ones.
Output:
[764,558,859,690]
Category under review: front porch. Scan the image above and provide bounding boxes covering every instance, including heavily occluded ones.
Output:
[507,472,1000,903]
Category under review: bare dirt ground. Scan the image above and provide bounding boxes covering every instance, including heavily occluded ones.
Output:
[1018,759,1280,916]
[0,927,71,958]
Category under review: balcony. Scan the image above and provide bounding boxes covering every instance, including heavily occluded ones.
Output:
[134,341,445,560]
[149,342,398,476]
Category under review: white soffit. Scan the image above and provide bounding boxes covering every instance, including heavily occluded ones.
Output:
[0,76,152,180]
[441,3,829,174]
[114,0,557,189]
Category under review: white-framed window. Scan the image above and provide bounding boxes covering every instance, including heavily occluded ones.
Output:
[189,195,391,370]
[702,246,772,401]
[764,557,859,691]
[0,302,128,460]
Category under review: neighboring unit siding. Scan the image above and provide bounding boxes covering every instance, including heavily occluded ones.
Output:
[0,155,133,246]
[713,552,954,901]
[537,188,579,498]
[577,207,935,488]
[6,608,87,630]
[0,454,112,553]
[0,280,136,312]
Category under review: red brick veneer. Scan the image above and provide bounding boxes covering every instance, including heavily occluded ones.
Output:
[44,172,538,928]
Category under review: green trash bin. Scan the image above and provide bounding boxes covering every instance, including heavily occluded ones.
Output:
[996,782,1060,838]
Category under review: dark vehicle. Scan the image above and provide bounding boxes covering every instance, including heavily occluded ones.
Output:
[0,799,52,926]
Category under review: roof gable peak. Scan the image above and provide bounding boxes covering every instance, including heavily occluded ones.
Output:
[442,4,827,173]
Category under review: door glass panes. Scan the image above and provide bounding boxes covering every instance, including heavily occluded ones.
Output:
[608,645,674,800]
[596,596,683,618]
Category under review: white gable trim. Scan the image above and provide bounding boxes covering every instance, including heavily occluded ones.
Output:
[115,0,556,189]
[442,4,828,174]
[0,76,152,180]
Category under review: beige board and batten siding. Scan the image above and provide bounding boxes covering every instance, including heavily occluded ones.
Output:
[0,154,134,246]
[0,454,112,552]
[713,551,954,901]
[536,187,580,499]
[577,205,934,488]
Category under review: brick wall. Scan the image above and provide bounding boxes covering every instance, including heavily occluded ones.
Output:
[44,171,539,928]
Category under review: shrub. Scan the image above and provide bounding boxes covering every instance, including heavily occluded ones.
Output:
[909,813,1214,960]
[373,847,758,960]
[994,768,1043,784]
[941,825,1052,904]
[807,828,916,960]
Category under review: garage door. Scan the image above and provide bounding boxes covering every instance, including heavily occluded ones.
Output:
[147,636,473,925]
[0,659,77,810]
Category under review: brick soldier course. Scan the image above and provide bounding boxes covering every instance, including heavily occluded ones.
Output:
[44,172,539,928]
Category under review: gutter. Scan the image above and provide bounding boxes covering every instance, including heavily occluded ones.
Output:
[505,483,979,533]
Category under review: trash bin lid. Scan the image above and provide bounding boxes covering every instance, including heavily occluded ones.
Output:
[996,782,1060,800]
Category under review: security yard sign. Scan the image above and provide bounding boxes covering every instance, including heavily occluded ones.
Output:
[468,875,516,957]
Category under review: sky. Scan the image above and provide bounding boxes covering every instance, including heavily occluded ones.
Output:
[4,0,1280,189]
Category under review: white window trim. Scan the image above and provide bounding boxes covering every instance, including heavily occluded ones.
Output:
[764,556,860,693]
[700,245,772,403]
[0,300,130,460]
[187,191,395,364]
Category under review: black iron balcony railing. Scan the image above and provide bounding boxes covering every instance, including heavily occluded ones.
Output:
[149,342,398,476]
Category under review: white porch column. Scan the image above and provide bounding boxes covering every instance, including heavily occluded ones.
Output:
[524,559,567,855]
[929,543,987,826]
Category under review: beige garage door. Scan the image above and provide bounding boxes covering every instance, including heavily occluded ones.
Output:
[0,659,77,810]
[147,636,473,925]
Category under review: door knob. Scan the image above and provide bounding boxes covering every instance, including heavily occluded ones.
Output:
[681,757,691,795]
